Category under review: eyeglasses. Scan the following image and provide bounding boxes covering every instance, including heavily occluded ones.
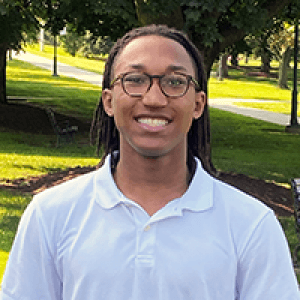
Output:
[110,72,201,98]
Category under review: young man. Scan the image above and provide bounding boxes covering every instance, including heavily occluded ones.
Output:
[1,25,299,299]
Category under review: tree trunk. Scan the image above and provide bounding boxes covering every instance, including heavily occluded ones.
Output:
[230,53,238,67]
[278,46,292,89]
[260,52,271,74]
[40,28,45,52]
[217,54,229,80]
[201,44,221,80]
[0,43,8,104]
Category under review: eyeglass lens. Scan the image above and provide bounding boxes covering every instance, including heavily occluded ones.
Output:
[122,73,189,97]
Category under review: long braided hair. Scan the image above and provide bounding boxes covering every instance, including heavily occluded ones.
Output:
[90,24,215,175]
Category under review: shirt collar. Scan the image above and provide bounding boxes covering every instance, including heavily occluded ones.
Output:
[178,157,214,212]
[93,154,124,209]
[94,154,214,213]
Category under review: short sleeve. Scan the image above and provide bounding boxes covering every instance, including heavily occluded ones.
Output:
[236,211,300,299]
[0,199,62,300]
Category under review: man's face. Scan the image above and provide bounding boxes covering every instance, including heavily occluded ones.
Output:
[102,35,206,159]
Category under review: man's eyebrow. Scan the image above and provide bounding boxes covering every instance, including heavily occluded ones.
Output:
[129,64,188,72]
[166,65,188,72]
[129,64,145,70]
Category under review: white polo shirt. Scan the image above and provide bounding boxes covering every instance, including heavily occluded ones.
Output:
[1,155,299,299]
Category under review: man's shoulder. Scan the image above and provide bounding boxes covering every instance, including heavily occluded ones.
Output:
[193,160,272,219]
[36,168,97,200]
[212,174,271,215]
[32,164,110,215]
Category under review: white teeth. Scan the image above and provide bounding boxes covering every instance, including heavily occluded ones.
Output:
[138,118,168,127]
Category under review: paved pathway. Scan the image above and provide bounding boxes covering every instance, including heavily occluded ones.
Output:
[209,99,297,126]
[12,51,300,127]
[13,51,103,86]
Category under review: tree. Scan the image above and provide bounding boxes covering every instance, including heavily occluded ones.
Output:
[244,3,300,89]
[78,32,114,58]
[216,54,229,81]
[0,0,137,103]
[60,26,84,57]
[274,3,300,89]
[1,0,297,104]
[56,0,295,79]
[0,0,40,103]
[247,31,274,75]
[269,23,294,89]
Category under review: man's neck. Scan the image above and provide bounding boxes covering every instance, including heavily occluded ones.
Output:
[113,151,190,216]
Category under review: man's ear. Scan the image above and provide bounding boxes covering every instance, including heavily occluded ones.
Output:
[193,91,207,120]
[102,89,114,117]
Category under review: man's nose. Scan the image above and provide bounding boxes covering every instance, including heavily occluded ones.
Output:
[142,79,168,107]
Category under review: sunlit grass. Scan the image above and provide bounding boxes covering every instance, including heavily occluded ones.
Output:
[209,72,291,100]
[0,153,98,181]
[209,58,300,101]
[0,130,99,181]
[210,107,300,185]
[0,250,9,283]
[7,60,100,119]
[234,100,300,117]
[208,76,292,100]
[0,190,32,283]
[24,43,106,75]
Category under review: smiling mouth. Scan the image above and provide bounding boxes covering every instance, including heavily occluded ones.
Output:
[137,118,169,127]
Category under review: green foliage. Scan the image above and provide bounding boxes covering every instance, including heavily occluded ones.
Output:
[0,0,39,48]
[181,0,289,48]
[79,33,114,58]
[60,28,84,57]
[60,28,114,58]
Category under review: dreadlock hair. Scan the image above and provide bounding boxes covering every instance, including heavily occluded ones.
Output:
[90,24,216,175]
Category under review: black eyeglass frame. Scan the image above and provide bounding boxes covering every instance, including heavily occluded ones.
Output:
[110,72,201,98]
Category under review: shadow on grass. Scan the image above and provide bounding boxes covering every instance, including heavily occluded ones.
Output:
[260,128,287,134]
[12,164,63,174]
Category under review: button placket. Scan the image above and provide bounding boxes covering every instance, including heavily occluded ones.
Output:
[135,222,156,267]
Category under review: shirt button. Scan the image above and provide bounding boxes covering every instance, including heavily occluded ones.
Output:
[144,225,151,231]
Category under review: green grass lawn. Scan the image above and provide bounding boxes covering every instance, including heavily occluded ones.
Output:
[24,43,106,75]
[210,108,300,185]
[0,130,99,181]
[209,62,299,116]
[7,59,100,119]
[209,75,292,101]
[234,100,299,117]
[1,52,300,285]
[0,190,32,282]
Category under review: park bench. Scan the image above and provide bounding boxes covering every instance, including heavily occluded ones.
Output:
[46,108,78,147]
[291,178,300,269]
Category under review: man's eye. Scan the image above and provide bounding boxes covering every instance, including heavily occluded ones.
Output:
[164,76,186,87]
[124,75,147,85]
